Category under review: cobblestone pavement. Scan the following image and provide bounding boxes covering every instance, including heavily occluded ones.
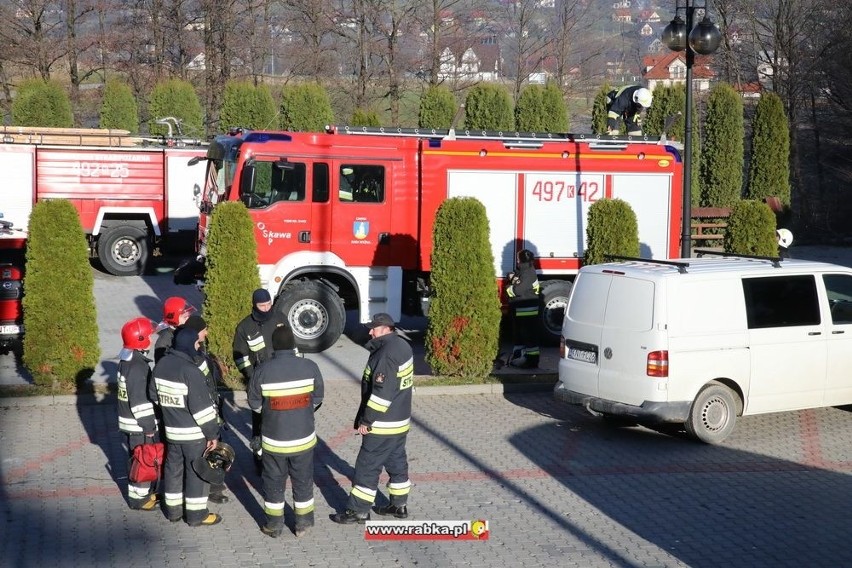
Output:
[2,383,852,567]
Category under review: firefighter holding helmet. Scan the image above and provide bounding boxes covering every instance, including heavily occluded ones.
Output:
[117,317,160,511]
[606,85,653,136]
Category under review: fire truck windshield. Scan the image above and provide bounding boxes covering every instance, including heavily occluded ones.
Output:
[239,160,307,209]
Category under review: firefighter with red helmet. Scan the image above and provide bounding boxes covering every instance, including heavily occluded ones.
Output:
[506,249,541,369]
[153,326,223,526]
[154,296,195,363]
[233,288,286,472]
[117,317,160,511]
[331,313,413,525]
[248,325,325,538]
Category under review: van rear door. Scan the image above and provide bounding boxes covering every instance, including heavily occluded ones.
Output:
[562,271,613,397]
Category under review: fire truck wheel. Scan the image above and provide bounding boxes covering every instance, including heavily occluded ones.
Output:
[276,280,345,353]
[540,280,573,345]
[97,225,149,276]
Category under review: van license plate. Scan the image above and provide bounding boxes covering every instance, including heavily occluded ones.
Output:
[0,325,21,335]
[567,347,597,365]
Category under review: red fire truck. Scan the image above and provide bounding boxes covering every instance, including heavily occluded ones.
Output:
[0,220,26,348]
[0,121,207,276]
[192,126,684,352]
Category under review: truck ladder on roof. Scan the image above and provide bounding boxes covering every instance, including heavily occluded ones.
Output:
[0,120,206,148]
[326,124,670,147]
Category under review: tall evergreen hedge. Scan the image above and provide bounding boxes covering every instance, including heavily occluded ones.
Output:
[700,83,744,208]
[220,80,277,131]
[147,78,204,137]
[202,201,262,385]
[351,108,381,127]
[542,83,569,132]
[591,83,611,134]
[418,85,456,129]
[723,200,777,256]
[99,79,139,132]
[584,198,640,265]
[12,79,74,127]
[426,197,501,377]
[747,92,791,206]
[280,82,334,132]
[23,200,99,389]
[515,84,546,132]
[463,83,514,131]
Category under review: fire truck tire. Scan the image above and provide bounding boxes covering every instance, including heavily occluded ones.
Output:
[97,225,149,276]
[276,280,345,353]
[539,280,573,344]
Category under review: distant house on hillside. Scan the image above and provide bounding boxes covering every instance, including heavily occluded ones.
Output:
[642,52,715,91]
[438,38,502,82]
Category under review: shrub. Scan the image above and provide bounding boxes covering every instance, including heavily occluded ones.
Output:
[219,80,277,131]
[747,92,791,207]
[463,83,514,131]
[351,108,381,127]
[542,82,569,132]
[591,83,611,134]
[723,200,777,256]
[280,82,334,132]
[515,84,546,132]
[147,78,204,137]
[584,198,640,265]
[23,200,99,389]
[202,201,261,386]
[99,79,139,132]
[419,85,456,129]
[12,79,74,127]
[700,83,744,208]
[426,197,501,377]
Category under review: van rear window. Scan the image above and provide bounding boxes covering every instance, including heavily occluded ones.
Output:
[742,275,820,328]
[567,273,609,325]
[604,277,654,331]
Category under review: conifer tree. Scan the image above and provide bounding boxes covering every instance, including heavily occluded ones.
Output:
[99,79,139,132]
[700,83,744,208]
[12,79,74,127]
[418,85,457,129]
[280,83,334,132]
[463,83,514,131]
[147,78,204,137]
[747,92,791,206]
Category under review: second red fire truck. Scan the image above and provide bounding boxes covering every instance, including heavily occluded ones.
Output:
[192,126,684,352]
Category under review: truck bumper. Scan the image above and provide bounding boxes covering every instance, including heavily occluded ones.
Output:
[553,382,691,423]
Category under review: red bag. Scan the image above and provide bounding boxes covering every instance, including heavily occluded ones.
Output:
[129,442,165,483]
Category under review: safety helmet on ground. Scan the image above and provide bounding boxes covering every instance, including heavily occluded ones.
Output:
[162,296,195,326]
[192,442,235,485]
[120,318,156,358]
[776,228,794,248]
[633,87,653,108]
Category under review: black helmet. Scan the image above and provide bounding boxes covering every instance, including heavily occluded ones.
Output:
[192,442,235,485]
[518,249,535,264]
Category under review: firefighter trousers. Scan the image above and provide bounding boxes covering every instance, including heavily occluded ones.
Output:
[125,433,154,509]
[347,433,411,514]
[163,440,210,524]
[511,303,540,366]
[261,449,315,529]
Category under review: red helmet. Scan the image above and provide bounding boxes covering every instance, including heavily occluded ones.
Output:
[162,296,195,326]
[121,317,155,350]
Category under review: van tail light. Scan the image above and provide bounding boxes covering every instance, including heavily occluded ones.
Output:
[647,350,668,377]
[559,337,566,359]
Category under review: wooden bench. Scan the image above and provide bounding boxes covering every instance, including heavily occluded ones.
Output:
[691,207,732,242]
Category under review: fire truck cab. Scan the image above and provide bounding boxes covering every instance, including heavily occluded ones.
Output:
[195,127,683,353]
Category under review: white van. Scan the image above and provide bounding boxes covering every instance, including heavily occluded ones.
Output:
[554,254,852,443]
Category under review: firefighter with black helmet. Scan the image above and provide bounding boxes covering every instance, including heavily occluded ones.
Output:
[331,313,413,524]
[249,325,325,538]
[233,288,286,472]
[506,248,541,369]
[117,317,160,511]
[606,85,653,136]
[153,326,222,526]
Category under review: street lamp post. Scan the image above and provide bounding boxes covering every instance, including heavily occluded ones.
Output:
[662,1,722,258]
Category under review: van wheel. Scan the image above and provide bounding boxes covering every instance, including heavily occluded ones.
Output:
[539,280,573,345]
[275,280,345,353]
[685,382,738,444]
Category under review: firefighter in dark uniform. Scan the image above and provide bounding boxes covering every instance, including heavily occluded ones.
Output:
[154,296,195,363]
[182,314,229,504]
[153,327,222,526]
[606,85,653,136]
[506,249,541,369]
[117,317,159,511]
[233,288,287,472]
[331,313,413,524]
[249,326,325,538]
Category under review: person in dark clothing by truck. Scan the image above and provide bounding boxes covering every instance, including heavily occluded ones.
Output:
[506,249,541,369]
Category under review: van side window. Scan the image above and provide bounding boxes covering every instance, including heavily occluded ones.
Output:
[823,274,852,324]
[339,165,385,203]
[743,275,821,328]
